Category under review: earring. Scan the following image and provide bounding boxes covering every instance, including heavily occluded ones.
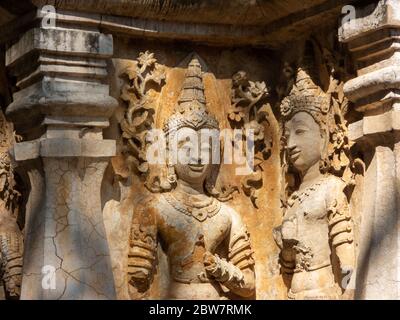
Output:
[166,163,177,185]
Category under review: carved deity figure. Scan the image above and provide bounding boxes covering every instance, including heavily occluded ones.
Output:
[0,111,23,299]
[273,50,355,300]
[127,58,255,299]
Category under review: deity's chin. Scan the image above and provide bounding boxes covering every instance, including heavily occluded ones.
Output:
[290,159,319,176]
[290,159,306,173]
[178,165,209,183]
[185,173,207,183]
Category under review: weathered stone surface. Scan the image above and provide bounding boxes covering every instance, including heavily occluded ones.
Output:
[0,0,398,301]
[21,158,115,299]
[340,0,400,299]
[355,145,398,299]
[0,1,364,48]
[2,11,118,300]
[31,0,352,27]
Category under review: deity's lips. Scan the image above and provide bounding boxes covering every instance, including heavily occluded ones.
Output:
[188,164,205,172]
[289,149,301,162]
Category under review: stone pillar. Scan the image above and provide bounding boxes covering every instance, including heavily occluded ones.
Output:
[339,0,400,299]
[5,10,117,299]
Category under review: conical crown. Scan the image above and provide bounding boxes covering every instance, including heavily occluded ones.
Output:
[280,42,330,124]
[163,57,219,135]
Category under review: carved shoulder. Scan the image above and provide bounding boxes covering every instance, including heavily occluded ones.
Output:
[324,175,348,206]
[132,195,160,221]
[324,175,353,248]
[223,204,241,231]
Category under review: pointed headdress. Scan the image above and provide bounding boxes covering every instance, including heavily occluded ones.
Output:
[280,43,331,126]
[163,57,219,135]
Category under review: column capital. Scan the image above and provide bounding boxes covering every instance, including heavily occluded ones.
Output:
[340,0,400,143]
[5,10,117,159]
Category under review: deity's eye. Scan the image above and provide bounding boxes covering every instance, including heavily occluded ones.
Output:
[295,128,306,135]
[183,145,192,154]
[176,144,192,159]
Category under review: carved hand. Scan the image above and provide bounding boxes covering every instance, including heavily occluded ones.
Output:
[203,252,223,280]
[129,270,150,293]
[203,251,244,284]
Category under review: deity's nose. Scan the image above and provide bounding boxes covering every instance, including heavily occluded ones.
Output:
[287,136,297,151]
[189,153,202,164]
[192,144,204,164]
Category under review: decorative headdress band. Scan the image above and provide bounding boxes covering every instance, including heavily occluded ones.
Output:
[163,57,220,135]
[279,41,332,125]
[279,64,332,126]
[280,94,331,125]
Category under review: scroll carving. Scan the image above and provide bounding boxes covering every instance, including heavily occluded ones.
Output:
[228,71,272,208]
[120,51,166,183]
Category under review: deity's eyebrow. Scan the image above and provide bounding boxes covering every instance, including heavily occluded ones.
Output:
[290,119,308,126]
[177,139,190,147]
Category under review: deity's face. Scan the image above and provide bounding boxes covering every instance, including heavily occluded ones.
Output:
[171,127,213,185]
[284,111,324,174]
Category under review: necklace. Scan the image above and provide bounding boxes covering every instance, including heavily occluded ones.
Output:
[163,192,221,222]
[287,175,328,207]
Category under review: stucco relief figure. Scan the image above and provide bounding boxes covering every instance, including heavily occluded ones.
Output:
[127,58,255,299]
[273,51,355,300]
[0,111,23,299]
[0,205,23,299]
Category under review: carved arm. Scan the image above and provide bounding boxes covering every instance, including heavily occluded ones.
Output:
[127,201,158,295]
[327,190,355,292]
[204,223,255,298]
